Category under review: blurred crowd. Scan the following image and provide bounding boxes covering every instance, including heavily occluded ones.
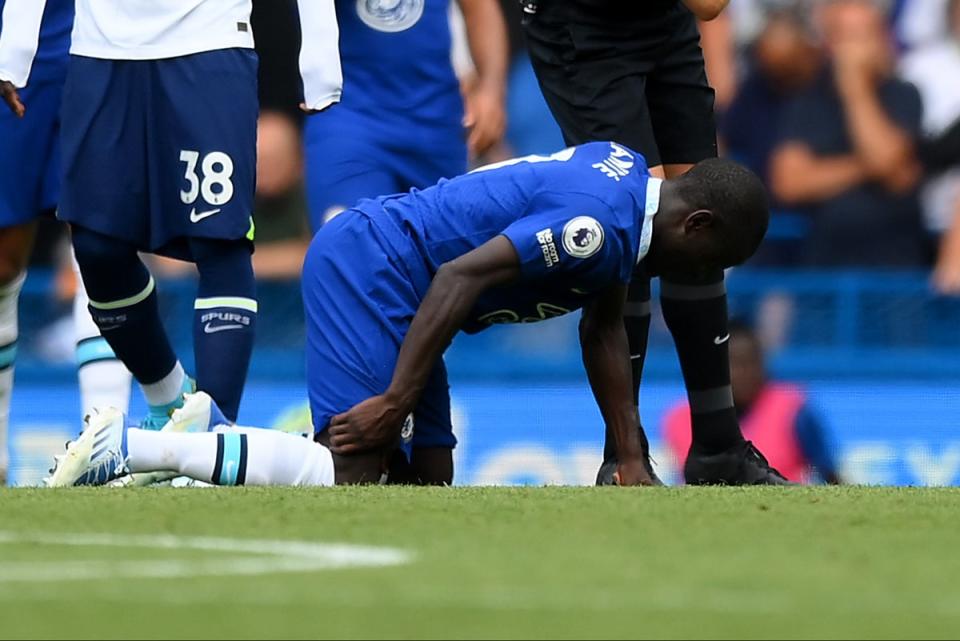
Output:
[29,0,960,293]
[716,0,960,286]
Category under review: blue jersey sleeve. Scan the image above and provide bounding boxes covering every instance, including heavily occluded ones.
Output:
[500,191,630,290]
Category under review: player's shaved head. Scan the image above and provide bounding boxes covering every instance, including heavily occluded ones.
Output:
[678,158,770,264]
[648,159,769,276]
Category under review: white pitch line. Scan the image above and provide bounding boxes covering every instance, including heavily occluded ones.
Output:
[0,531,412,583]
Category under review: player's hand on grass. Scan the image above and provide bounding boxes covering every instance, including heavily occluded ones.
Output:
[0,81,25,118]
[463,86,506,158]
[328,394,410,455]
[613,457,655,487]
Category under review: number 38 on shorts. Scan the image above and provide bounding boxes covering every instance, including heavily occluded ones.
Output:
[180,150,235,221]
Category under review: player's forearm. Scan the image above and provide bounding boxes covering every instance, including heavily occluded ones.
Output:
[459,0,509,94]
[386,264,487,411]
[297,0,343,112]
[579,318,643,462]
[699,12,735,111]
[387,237,520,411]
[771,146,867,205]
[839,78,919,190]
[681,0,730,21]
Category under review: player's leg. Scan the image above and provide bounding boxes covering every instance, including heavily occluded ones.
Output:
[129,427,335,486]
[0,77,66,480]
[34,85,130,418]
[57,118,133,418]
[56,56,190,428]
[72,255,132,417]
[70,226,190,427]
[314,431,389,485]
[188,237,256,422]
[386,448,453,486]
[47,392,334,487]
[302,122,402,231]
[645,21,787,484]
[645,18,739,457]
[150,49,259,422]
[0,223,36,481]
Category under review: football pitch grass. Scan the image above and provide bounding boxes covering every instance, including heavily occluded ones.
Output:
[0,487,958,640]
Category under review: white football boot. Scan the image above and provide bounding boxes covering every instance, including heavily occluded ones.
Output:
[46,407,130,487]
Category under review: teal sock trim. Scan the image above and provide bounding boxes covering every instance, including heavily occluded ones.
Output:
[219,432,242,486]
[76,337,117,368]
[0,341,17,371]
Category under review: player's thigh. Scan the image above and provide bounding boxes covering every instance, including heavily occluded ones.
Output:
[542,63,661,163]
[152,49,259,252]
[645,18,718,165]
[0,81,61,232]
[303,119,402,230]
[525,16,662,163]
[58,57,151,243]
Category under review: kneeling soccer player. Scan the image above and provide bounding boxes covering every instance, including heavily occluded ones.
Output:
[47,142,788,487]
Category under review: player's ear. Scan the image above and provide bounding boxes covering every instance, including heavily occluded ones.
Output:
[683,209,714,234]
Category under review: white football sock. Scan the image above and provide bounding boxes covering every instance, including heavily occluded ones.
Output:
[0,272,25,474]
[141,361,186,407]
[126,426,334,486]
[73,258,132,416]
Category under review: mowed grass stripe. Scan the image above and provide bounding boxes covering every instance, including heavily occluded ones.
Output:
[0,486,958,640]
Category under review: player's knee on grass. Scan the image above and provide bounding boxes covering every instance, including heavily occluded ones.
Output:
[387,448,453,486]
[315,430,390,485]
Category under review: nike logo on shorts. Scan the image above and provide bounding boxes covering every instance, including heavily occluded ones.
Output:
[190,208,222,223]
[714,334,730,345]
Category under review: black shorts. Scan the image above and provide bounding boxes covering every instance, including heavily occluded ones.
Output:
[523,0,718,167]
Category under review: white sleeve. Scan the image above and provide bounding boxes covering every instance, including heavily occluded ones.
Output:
[0,0,48,87]
[297,0,342,112]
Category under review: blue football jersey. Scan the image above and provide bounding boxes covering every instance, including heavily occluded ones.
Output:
[335,0,461,132]
[0,0,72,83]
[370,141,663,333]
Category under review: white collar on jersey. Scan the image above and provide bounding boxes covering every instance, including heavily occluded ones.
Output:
[637,178,662,264]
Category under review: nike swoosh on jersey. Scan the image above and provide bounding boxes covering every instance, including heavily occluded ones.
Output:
[714,334,731,345]
[190,208,222,223]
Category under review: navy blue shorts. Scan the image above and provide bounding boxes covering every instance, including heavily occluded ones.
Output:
[58,49,258,259]
[303,109,466,230]
[0,79,63,226]
[301,208,456,457]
